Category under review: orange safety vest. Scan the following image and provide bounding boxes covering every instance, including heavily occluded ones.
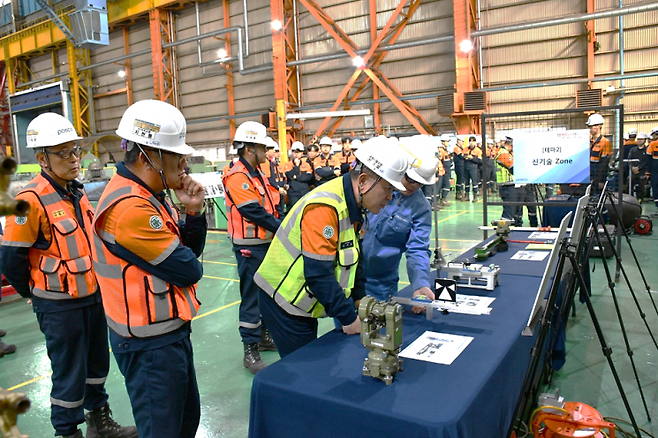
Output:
[590,135,611,163]
[335,150,355,165]
[17,174,97,300]
[91,174,200,339]
[648,140,658,159]
[223,159,280,245]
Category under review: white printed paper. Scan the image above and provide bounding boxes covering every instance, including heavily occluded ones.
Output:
[399,331,474,365]
[189,172,225,199]
[527,231,560,240]
[510,250,550,261]
[436,295,495,315]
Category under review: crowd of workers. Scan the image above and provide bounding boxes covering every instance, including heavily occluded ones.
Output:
[1,101,658,438]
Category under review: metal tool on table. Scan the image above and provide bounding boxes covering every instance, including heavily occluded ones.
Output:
[474,219,513,261]
[359,296,403,385]
[444,262,500,291]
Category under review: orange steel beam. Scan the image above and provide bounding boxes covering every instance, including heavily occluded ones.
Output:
[369,0,381,134]
[222,0,236,138]
[0,65,10,156]
[586,0,596,87]
[149,9,176,105]
[123,27,134,106]
[302,0,432,137]
[452,0,479,134]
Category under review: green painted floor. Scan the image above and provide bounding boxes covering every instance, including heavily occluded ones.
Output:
[1,195,658,437]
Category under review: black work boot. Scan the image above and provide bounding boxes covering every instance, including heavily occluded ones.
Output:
[244,343,267,374]
[0,340,17,356]
[258,328,277,352]
[57,430,83,438]
[85,403,138,438]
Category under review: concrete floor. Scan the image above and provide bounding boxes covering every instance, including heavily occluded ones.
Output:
[1,194,657,437]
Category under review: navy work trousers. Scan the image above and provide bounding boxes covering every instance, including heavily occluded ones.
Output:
[36,301,109,436]
[113,336,200,438]
[258,289,318,358]
[234,245,269,344]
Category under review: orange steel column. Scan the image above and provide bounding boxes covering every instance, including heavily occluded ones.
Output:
[586,0,596,87]
[369,0,381,134]
[123,27,134,106]
[0,65,11,156]
[150,9,177,105]
[222,0,236,138]
[452,0,479,134]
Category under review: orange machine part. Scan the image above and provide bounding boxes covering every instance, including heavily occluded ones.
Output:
[532,402,616,438]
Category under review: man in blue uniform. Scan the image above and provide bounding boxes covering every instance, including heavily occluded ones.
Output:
[362,136,437,305]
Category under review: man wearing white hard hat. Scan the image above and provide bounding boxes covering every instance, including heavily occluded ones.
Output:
[284,141,313,208]
[434,134,453,207]
[254,136,409,357]
[628,132,649,201]
[587,113,612,191]
[313,136,341,185]
[336,136,355,175]
[1,113,138,438]
[646,127,658,215]
[91,99,206,438]
[361,137,437,307]
[222,121,281,374]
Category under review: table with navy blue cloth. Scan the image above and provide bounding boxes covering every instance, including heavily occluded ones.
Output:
[249,231,556,438]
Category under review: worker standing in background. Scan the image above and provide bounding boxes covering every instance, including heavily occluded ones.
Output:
[361,136,437,306]
[336,137,355,175]
[484,139,497,196]
[587,113,612,192]
[496,136,519,223]
[463,136,482,203]
[92,100,206,438]
[314,136,341,185]
[436,134,453,207]
[0,224,18,358]
[453,136,466,201]
[222,121,280,374]
[628,132,649,202]
[1,113,137,438]
[646,127,658,217]
[285,141,313,208]
[254,137,409,357]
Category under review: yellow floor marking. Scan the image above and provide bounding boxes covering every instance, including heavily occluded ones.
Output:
[203,275,239,282]
[193,300,241,321]
[7,372,54,391]
[203,260,237,266]
[434,210,468,225]
[207,230,227,234]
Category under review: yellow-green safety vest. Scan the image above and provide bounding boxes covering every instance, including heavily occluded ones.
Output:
[495,148,514,183]
[253,177,359,318]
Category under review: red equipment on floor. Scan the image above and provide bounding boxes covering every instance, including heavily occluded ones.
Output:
[531,402,616,438]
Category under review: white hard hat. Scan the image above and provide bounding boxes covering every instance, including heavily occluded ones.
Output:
[228,146,238,155]
[116,100,194,155]
[291,141,305,151]
[623,133,629,141]
[265,137,278,149]
[637,132,649,139]
[586,113,604,126]
[628,128,637,136]
[651,127,658,135]
[440,134,451,142]
[234,121,268,147]
[486,138,494,144]
[319,136,333,146]
[26,113,82,148]
[351,139,362,149]
[405,142,438,185]
[354,136,408,192]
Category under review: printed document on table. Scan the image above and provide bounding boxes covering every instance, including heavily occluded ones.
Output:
[510,250,550,261]
[399,331,474,365]
[437,295,495,315]
[527,231,560,240]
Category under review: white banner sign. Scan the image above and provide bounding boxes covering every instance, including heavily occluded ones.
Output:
[512,130,590,184]
[189,172,224,199]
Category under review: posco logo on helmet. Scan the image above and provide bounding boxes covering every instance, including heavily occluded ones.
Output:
[57,127,74,136]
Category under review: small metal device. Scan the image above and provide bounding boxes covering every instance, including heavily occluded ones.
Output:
[474,219,512,261]
[359,296,403,385]
[444,262,500,290]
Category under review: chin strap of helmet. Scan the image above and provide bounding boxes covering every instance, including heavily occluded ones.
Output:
[136,143,179,213]
[353,161,381,221]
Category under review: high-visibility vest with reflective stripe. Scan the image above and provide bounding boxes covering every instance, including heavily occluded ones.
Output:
[590,135,610,163]
[223,160,280,246]
[15,174,98,300]
[91,174,200,339]
[254,177,359,318]
[495,148,514,183]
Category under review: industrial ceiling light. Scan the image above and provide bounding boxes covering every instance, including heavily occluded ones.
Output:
[217,48,227,59]
[271,20,282,30]
[459,40,473,52]
[606,85,615,93]
[117,70,126,78]
[286,109,371,120]
[352,56,364,67]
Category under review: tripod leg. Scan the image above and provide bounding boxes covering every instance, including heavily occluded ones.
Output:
[590,219,651,421]
[594,209,658,352]
[567,251,644,437]
[603,188,658,317]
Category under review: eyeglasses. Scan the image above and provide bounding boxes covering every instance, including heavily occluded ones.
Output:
[47,146,82,160]
[404,174,422,185]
